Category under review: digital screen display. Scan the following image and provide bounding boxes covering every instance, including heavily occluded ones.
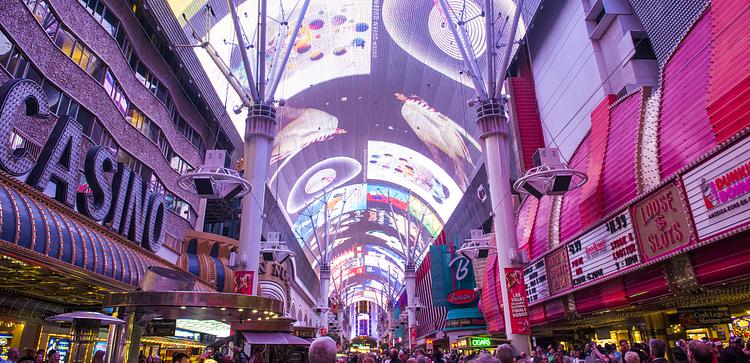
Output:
[172,0,530,303]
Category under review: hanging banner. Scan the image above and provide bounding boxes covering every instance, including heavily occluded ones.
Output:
[682,136,750,241]
[632,181,696,262]
[524,259,549,304]
[567,212,640,288]
[410,327,417,349]
[505,267,531,334]
[545,247,572,295]
[234,271,255,295]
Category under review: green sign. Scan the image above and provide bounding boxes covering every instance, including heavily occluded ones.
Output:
[470,337,492,348]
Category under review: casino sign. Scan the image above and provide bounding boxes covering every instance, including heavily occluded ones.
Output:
[0,79,167,253]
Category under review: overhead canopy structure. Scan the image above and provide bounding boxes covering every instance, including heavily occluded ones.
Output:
[160,0,538,307]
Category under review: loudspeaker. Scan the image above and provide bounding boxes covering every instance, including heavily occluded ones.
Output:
[551,174,573,194]
[521,180,544,199]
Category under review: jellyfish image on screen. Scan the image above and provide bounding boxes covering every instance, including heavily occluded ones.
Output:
[269,107,347,183]
[396,93,481,189]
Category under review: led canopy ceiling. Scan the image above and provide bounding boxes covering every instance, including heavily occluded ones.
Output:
[167,0,533,307]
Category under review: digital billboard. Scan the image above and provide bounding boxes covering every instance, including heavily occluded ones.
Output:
[171,0,530,303]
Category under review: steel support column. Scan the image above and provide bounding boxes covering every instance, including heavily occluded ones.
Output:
[476,99,530,353]
[237,103,276,295]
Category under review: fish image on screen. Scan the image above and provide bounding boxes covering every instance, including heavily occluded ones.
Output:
[395,93,481,189]
[270,107,347,183]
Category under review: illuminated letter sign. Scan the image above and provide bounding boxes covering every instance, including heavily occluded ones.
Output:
[0,79,166,252]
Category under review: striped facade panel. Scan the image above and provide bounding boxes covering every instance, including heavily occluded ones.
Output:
[690,231,750,287]
[707,0,750,142]
[628,0,710,65]
[515,196,538,258]
[602,91,643,215]
[622,263,669,303]
[481,256,504,334]
[415,252,447,337]
[0,178,170,287]
[579,96,615,228]
[530,196,551,260]
[509,48,546,172]
[659,9,716,178]
[559,134,592,242]
[543,297,565,322]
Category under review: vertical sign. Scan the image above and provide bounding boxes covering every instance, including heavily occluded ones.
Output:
[567,212,640,288]
[632,181,696,262]
[545,247,572,295]
[505,268,531,334]
[234,271,255,295]
[682,136,750,241]
[523,259,549,304]
[410,327,417,349]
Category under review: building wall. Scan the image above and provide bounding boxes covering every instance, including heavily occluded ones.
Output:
[0,0,229,243]
[527,0,604,160]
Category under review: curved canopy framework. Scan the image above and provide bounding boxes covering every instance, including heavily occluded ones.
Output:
[165,0,535,307]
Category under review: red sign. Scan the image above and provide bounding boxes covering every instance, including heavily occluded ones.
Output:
[350,266,364,275]
[410,327,417,349]
[632,181,695,262]
[545,247,572,295]
[319,328,328,336]
[234,271,255,295]
[446,289,478,305]
[504,268,531,334]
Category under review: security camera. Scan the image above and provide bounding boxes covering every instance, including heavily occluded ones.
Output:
[276,98,286,107]
[467,99,477,108]
[232,105,243,115]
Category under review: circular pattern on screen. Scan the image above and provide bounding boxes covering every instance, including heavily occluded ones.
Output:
[309,19,325,30]
[352,38,366,48]
[426,0,485,60]
[286,157,363,214]
[297,43,311,54]
[332,15,347,25]
[355,23,369,32]
[304,168,337,194]
[333,47,348,56]
[309,51,324,61]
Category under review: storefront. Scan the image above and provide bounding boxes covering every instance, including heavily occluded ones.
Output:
[451,336,507,355]
[517,130,750,350]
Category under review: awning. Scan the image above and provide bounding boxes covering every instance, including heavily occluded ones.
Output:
[241,332,311,345]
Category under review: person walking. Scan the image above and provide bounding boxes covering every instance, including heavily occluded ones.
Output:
[309,337,338,363]
[649,339,669,363]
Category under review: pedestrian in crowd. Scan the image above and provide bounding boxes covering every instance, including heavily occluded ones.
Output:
[172,353,190,363]
[389,349,404,363]
[364,356,377,363]
[496,344,515,363]
[720,345,748,363]
[1,348,20,363]
[92,351,105,363]
[624,351,640,363]
[16,358,33,363]
[309,337,337,363]
[146,355,155,363]
[45,350,59,363]
[32,350,43,363]
[650,339,669,363]
[619,341,631,363]
[689,341,714,363]
[407,358,416,363]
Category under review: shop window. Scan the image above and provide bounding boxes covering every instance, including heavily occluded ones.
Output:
[12,57,29,78]
[53,29,76,57]
[43,82,61,115]
[0,32,13,69]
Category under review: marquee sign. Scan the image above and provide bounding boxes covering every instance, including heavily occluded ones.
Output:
[682,135,750,241]
[446,289,478,305]
[545,247,572,295]
[0,79,166,252]
[568,212,640,288]
[523,259,549,304]
[632,181,696,262]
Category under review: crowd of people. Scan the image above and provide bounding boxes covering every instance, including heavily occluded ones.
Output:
[0,348,61,363]
[305,337,750,363]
